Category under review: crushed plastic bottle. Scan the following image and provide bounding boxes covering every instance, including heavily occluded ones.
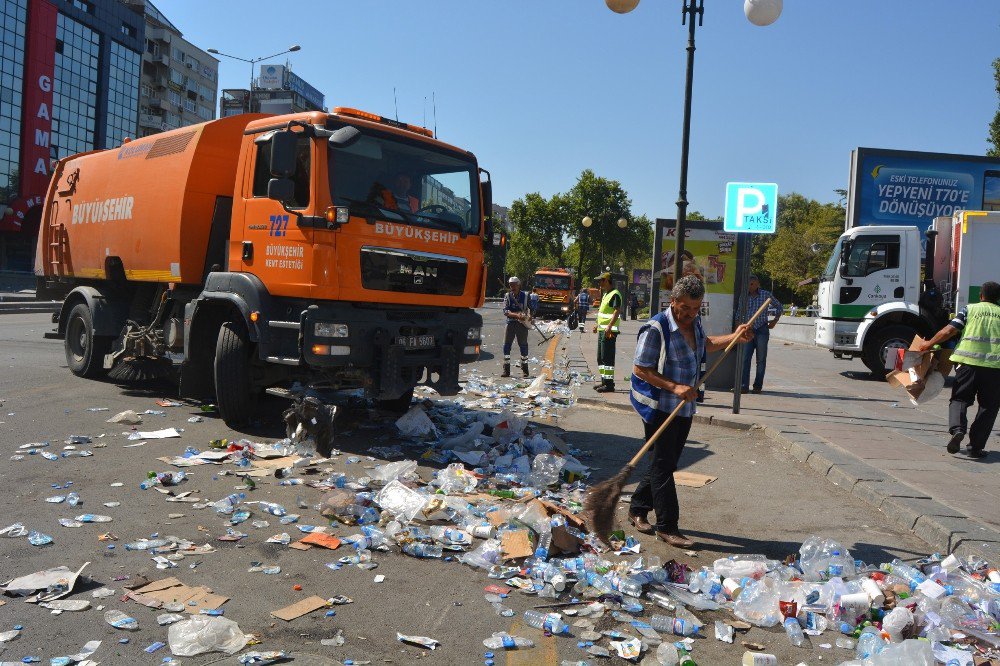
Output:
[27,531,53,546]
[401,542,443,559]
[482,632,534,650]
[66,491,80,506]
[649,614,700,636]
[105,609,139,630]
[783,616,808,647]
[258,501,287,517]
[522,610,570,635]
[856,625,886,659]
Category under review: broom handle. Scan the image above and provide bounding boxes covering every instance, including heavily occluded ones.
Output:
[625,298,773,468]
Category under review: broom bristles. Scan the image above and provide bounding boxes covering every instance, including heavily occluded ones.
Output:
[583,463,635,543]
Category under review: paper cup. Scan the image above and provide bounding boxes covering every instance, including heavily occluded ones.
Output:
[722,577,743,599]
[742,652,777,666]
[840,592,871,611]
[861,578,885,606]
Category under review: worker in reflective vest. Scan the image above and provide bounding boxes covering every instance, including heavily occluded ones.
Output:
[372,173,420,213]
[919,280,1000,459]
[593,272,622,393]
[502,276,531,378]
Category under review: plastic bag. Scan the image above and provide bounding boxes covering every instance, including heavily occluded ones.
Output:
[433,463,478,494]
[370,460,417,485]
[528,454,565,488]
[395,406,437,438]
[733,577,782,627]
[458,538,502,570]
[439,421,485,451]
[168,616,248,657]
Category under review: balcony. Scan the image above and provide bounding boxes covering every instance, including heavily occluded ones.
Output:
[147,27,172,44]
[138,113,163,129]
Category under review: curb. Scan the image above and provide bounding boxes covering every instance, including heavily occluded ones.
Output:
[574,397,1000,559]
[0,301,59,314]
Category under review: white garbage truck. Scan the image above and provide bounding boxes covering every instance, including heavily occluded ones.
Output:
[816,210,1000,373]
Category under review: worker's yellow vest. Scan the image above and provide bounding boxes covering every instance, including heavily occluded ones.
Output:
[596,289,621,333]
[951,301,1000,369]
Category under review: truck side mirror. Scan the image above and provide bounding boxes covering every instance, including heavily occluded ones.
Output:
[480,179,492,227]
[839,238,852,275]
[270,131,298,178]
[267,178,295,203]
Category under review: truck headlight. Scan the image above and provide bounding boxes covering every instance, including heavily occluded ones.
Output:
[466,326,481,340]
[561,306,569,312]
[315,323,349,338]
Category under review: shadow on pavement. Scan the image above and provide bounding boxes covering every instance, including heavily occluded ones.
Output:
[684,530,928,565]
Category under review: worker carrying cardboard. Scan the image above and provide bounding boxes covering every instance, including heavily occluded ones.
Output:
[918,280,1000,459]
[593,272,622,393]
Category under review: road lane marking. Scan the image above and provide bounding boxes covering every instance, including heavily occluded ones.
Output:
[543,334,562,380]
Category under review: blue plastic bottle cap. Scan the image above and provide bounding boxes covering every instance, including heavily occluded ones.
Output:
[577,642,586,648]
[13,626,22,631]
[484,652,494,659]
[326,610,335,617]
[486,661,494,666]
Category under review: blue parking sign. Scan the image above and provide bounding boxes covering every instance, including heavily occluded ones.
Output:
[724,182,778,233]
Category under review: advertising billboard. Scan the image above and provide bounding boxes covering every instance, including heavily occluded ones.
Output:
[258,65,285,90]
[286,69,325,111]
[848,148,1000,230]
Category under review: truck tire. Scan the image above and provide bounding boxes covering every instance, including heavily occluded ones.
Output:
[65,302,111,378]
[863,324,915,376]
[377,387,414,413]
[215,321,255,427]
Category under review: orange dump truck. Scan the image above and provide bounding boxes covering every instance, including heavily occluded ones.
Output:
[36,109,490,425]
[532,267,575,318]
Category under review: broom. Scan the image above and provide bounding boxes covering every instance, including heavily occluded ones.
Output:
[583,298,772,542]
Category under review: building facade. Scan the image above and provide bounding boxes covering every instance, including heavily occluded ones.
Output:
[133,0,216,136]
[221,63,324,117]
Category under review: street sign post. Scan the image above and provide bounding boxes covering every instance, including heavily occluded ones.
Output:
[724,182,778,414]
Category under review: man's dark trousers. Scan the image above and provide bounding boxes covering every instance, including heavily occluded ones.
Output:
[597,332,617,388]
[949,364,1000,452]
[741,326,769,390]
[629,410,693,532]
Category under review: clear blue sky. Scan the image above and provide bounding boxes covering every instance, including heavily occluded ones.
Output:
[164,0,1000,220]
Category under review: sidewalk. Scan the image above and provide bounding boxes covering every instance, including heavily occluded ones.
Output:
[570,318,1000,561]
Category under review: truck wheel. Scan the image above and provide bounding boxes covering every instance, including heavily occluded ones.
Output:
[65,302,111,378]
[215,321,255,427]
[377,387,414,413]
[863,325,915,376]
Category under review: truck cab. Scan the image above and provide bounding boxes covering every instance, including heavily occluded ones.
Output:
[815,225,924,372]
[531,268,575,318]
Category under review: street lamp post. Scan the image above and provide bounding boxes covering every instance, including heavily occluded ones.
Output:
[206,45,302,114]
[605,0,782,284]
[579,215,628,278]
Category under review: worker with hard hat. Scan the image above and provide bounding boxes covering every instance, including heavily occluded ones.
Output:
[594,272,622,392]
[502,276,531,378]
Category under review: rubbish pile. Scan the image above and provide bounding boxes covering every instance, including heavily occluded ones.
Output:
[4,380,1000,664]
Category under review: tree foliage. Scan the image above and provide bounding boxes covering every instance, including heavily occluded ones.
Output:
[989,57,1000,158]
[761,193,844,301]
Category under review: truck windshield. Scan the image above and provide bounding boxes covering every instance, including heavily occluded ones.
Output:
[535,275,571,290]
[328,126,480,235]
[820,243,841,282]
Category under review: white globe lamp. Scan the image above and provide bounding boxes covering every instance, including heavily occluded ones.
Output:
[605,0,640,14]
[582,216,593,228]
[744,0,782,26]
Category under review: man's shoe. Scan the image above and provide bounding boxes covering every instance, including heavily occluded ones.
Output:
[501,363,511,378]
[594,384,615,393]
[521,362,530,378]
[655,530,695,548]
[965,448,988,459]
[947,432,964,454]
[628,513,653,534]
[750,387,762,394]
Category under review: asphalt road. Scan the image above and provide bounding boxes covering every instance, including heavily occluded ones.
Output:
[0,308,933,666]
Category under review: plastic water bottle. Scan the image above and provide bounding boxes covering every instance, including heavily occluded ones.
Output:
[429,526,472,546]
[124,538,168,551]
[482,633,535,650]
[66,492,80,506]
[618,577,644,598]
[279,479,304,486]
[650,614,699,636]
[259,502,287,517]
[856,626,885,659]
[212,493,244,514]
[885,559,926,590]
[646,591,678,612]
[585,572,615,595]
[783,617,808,647]
[522,610,569,635]
[401,542,442,558]
[27,531,53,546]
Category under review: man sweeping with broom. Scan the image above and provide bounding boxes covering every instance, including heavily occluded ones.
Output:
[625,276,753,547]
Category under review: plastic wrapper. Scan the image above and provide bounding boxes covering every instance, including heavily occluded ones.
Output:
[375,479,427,523]
[396,633,440,650]
[370,460,418,485]
[395,406,437,438]
[167,616,248,657]
[458,537,502,570]
[439,421,486,451]
[528,453,565,488]
[433,463,478,494]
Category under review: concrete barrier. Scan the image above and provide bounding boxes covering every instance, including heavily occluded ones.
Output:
[771,318,816,346]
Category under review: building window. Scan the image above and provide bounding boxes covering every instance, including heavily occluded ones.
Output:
[0,0,25,209]
[172,46,183,61]
[70,0,93,14]
[167,90,180,106]
[104,41,140,147]
[140,83,151,98]
[52,13,99,159]
[121,22,136,38]
[197,105,212,121]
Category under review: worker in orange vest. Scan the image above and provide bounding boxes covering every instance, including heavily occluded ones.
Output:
[372,172,420,212]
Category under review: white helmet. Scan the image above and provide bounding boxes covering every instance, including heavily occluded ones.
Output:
[508,276,520,284]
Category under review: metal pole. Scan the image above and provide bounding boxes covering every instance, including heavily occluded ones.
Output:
[732,234,751,414]
[673,0,703,286]
[248,61,254,113]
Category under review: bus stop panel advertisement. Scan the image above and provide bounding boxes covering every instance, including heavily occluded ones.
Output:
[851,148,1000,228]
[655,221,738,336]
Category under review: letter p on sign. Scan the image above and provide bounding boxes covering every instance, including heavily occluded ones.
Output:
[724,182,778,234]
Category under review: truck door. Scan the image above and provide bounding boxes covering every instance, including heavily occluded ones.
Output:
[240,132,315,298]
[837,233,903,317]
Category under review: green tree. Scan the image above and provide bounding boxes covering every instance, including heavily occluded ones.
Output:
[762,193,845,301]
[508,192,569,268]
[989,57,1000,157]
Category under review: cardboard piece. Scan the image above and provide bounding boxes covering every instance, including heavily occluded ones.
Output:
[537,499,585,529]
[128,577,228,614]
[289,541,312,551]
[674,471,717,488]
[885,336,951,404]
[300,532,341,550]
[271,595,329,621]
[500,529,534,560]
